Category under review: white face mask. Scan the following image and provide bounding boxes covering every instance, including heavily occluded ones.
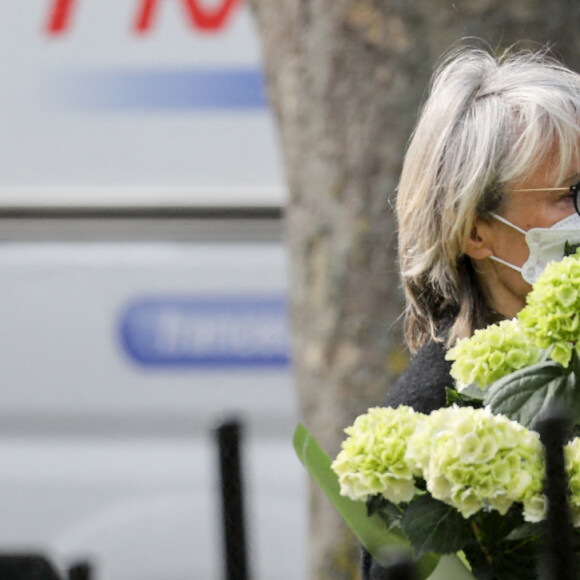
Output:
[488,212,580,284]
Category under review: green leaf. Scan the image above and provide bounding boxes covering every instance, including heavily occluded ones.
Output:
[366,496,404,529]
[292,423,440,577]
[427,554,478,580]
[505,522,541,542]
[474,508,539,579]
[485,537,539,580]
[366,494,389,517]
[564,241,580,256]
[401,495,473,559]
[572,348,580,375]
[483,360,580,429]
[475,505,525,544]
[461,383,486,401]
[446,386,484,408]
[463,509,539,580]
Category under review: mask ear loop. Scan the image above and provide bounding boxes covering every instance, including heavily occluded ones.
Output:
[487,213,527,274]
[488,254,524,274]
[489,213,527,235]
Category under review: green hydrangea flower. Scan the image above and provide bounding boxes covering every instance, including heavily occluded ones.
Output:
[406,406,545,519]
[518,252,580,367]
[446,319,542,390]
[565,437,580,526]
[331,406,421,503]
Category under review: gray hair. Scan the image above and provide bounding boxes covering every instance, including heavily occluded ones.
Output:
[397,46,580,351]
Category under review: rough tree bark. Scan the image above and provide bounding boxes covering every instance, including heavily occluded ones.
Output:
[249,1,580,578]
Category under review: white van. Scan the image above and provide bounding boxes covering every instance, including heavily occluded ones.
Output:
[0,4,306,577]
[0,219,307,580]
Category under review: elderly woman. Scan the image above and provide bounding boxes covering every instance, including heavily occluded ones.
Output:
[363,46,580,578]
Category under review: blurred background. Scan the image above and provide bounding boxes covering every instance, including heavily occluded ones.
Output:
[0,1,306,579]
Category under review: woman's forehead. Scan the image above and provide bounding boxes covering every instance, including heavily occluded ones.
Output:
[510,143,580,190]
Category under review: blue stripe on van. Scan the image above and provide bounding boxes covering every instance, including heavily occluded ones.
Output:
[119,296,290,368]
[53,68,267,111]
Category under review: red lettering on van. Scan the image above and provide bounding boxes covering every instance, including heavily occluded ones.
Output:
[46,0,76,33]
[134,0,242,33]
[47,0,242,35]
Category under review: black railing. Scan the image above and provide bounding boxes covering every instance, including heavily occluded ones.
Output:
[216,418,251,580]
[67,561,93,580]
[536,407,577,580]
[0,417,255,580]
[0,555,92,580]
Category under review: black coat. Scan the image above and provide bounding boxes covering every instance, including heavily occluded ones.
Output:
[361,339,453,580]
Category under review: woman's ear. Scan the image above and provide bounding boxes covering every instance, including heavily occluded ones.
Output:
[463,217,494,260]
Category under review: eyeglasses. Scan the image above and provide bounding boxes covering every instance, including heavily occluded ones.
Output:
[513,180,580,216]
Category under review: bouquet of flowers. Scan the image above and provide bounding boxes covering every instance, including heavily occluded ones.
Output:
[294,250,580,580]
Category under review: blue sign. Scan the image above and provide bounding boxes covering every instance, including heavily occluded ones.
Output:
[51,68,267,111]
[119,296,290,368]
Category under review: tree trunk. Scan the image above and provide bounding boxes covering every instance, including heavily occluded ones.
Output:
[249,1,580,577]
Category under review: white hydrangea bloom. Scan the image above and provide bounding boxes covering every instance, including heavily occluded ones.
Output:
[331,406,422,503]
[407,406,545,519]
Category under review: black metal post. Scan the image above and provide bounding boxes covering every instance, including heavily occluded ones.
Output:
[536,406,577,580]
[68,561,92,580]
[382,554,418,580]
[216,418,250,580]
[0,554,61,580]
